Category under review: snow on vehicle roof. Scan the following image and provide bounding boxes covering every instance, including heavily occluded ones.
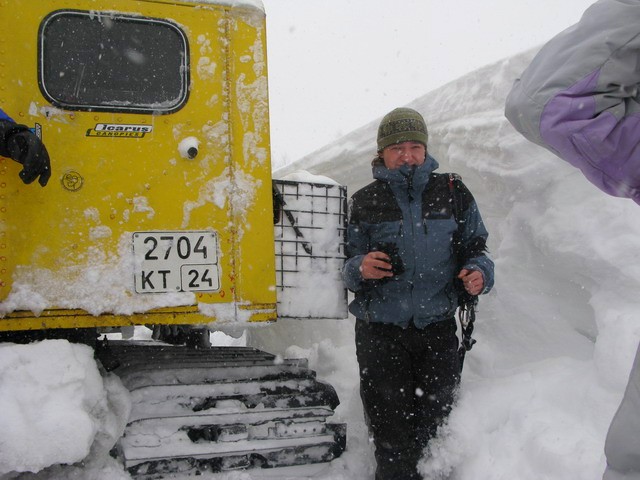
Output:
[178,0,264,11]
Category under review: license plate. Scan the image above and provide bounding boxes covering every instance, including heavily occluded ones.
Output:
[133,230,220,293]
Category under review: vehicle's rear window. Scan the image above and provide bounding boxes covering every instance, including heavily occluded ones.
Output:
[39,10,189,114]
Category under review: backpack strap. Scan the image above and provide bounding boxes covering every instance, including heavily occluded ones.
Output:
[447,172,462,221]
[446,173,478,369]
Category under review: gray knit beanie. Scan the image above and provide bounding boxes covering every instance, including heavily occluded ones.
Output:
[377,107,428,152]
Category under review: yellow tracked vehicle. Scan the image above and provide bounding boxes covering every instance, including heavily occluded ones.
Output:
[0,0,348,476]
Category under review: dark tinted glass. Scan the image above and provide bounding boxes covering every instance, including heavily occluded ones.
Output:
[39,11,189,113]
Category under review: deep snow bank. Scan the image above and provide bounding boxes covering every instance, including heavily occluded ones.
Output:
[0,340,130,477]
[277,48,640,479]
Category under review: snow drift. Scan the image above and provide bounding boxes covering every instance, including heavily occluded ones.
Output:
[275,46,640,480]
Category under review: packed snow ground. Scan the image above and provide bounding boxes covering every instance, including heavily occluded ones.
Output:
[2,47,640,480]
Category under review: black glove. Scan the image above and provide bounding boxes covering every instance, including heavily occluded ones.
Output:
[0,121,51,186]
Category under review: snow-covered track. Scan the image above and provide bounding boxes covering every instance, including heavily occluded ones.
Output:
[100,342,346,477]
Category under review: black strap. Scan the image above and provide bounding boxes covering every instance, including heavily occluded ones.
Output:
[272,183,313,255]
[447,173,478,369]
[457,292,478,369]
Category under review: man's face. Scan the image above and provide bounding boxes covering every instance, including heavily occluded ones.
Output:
[381,141,426,169]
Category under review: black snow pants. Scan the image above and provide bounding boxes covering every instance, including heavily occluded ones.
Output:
[355,318,461,480]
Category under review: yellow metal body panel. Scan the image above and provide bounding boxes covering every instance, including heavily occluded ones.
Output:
[0,0,276,330]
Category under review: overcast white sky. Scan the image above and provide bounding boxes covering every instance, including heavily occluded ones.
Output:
[260,0,597,168]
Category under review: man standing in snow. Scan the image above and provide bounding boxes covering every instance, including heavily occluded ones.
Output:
[342,107,495,480]
[0,108,51,186]
[505,1,640,478]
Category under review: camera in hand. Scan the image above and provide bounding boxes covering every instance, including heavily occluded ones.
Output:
[372,242,405,276]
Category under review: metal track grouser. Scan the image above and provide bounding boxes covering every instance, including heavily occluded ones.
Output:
[103,342,346,476]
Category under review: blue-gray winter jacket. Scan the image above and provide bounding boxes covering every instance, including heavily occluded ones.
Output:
[342,155,494,328]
